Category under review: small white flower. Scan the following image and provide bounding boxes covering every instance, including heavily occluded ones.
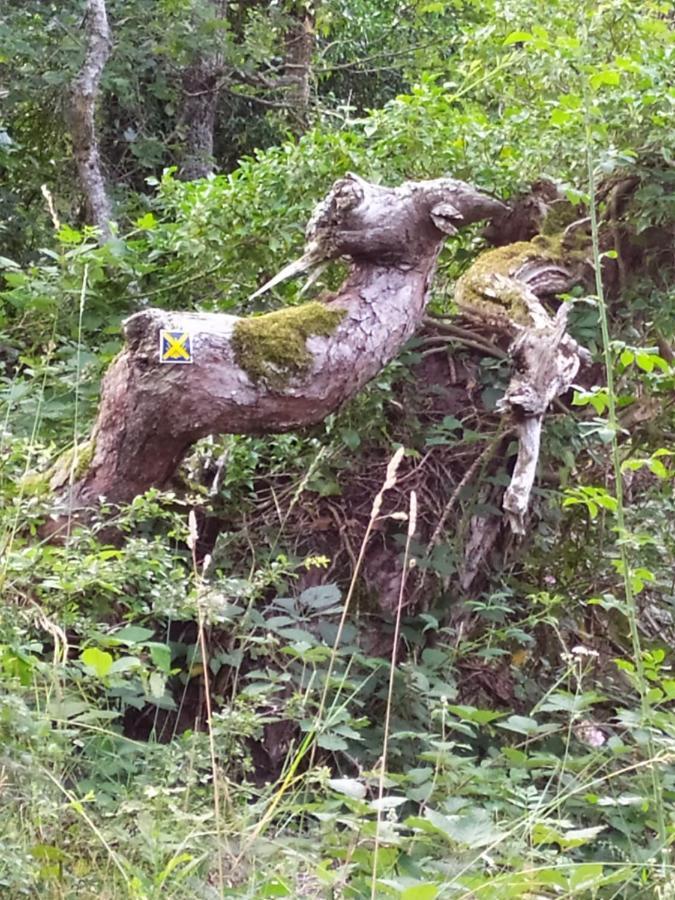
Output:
[571,645,600,658]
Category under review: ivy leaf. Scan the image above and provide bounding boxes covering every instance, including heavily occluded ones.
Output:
[135,212,157,230]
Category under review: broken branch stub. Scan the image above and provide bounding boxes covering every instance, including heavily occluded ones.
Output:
[49,174,504,524]
[500,306,590,533]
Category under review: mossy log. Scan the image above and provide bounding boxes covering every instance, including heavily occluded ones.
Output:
[47,174,504,527]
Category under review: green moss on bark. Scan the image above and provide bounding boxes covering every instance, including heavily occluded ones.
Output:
[232,301,345,387]
[455,234,581,325]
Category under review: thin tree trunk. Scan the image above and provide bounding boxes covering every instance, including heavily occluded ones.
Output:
[177,59,221,180]
[68,0,113,241]
[283,7,315,133]
[177,1,228,180]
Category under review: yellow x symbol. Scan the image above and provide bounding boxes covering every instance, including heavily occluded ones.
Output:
[162,331,190,361]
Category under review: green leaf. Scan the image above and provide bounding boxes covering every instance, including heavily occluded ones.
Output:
[503,31,532,45]
[258,877,291,897]
[148,642,172,672]
[569,863,605,890]
[299,584,342,610]
[590,69,621,89]
[157,852,194,882]
[635,352,655,372]
[401,885,439,900]
[550,108,574,126]
[540,690,604,713]
[30,844,67,862]
[46,699,91,719]
[318,733,349,752]
[80,647,113,679]
[424,808,505,848]
[275,626,318,645]
[135,212,158,230]
[533,823,604,849]
[340,428,361,449]
[496,715,540,735]
[327,777,366,799]
[108,656,141,674]
[595,493,618,513]
[649,458,669,478]
[57,224,83,244]
[447,705,503,725]
[113,625,155,644]
[441,416,462,430]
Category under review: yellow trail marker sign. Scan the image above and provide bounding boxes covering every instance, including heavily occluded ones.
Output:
[159,330,193,364]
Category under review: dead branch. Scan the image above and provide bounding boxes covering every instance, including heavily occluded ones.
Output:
[454,241,591,533]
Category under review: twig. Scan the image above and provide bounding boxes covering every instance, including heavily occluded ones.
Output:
[423,315,508,358]
[426,427,509,555]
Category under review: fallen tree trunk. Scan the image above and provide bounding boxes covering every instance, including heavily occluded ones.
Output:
[48,174,504,524]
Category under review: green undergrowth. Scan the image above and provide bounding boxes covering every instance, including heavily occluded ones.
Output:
[1,423,675,898]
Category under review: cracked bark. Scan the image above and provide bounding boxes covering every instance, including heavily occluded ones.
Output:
[68,0,113,241]
[47,174,504,525]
